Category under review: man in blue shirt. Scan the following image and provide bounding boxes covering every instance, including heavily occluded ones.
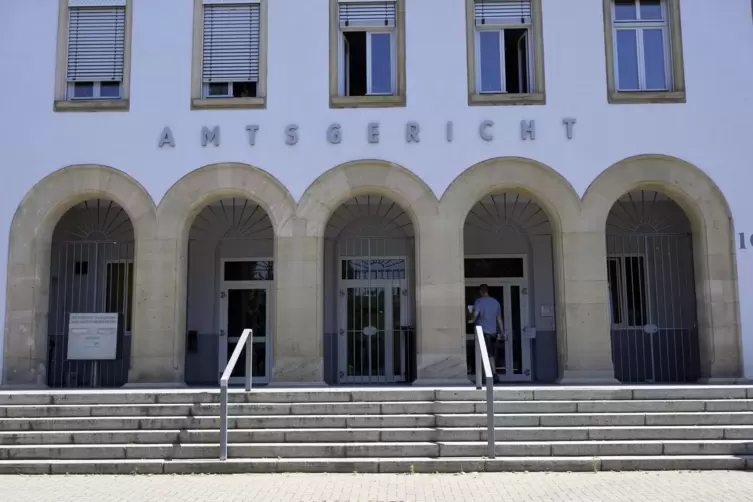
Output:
[468,284,504,382]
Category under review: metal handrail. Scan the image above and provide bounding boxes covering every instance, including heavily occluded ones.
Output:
[474,325,495,459]
[219,328,253,461]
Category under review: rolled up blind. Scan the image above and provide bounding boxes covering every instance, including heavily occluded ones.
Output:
[474,0,532,26]
[339,1,397,29]
[203,2,261,83]
[66,4,126,82]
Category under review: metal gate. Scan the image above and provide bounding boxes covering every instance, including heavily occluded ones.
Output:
[326,237,417,384]
[47,238,134,388]
[606,233,700,383]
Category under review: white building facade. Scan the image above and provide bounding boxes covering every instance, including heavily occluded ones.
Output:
[0,0,751,388]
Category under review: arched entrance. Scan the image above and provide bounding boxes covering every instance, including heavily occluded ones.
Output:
[184,197,274,386]
[463,192,558,382]
[46,199,135,388]
[584,154,742,382]
[323,195,417,384]
[606,190,700,383]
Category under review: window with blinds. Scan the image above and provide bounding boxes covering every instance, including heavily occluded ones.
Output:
[474,0,532,26]
[473,0,534,95]
[202,1,261,99]
[66,1,126,100]
[338,1,397,97]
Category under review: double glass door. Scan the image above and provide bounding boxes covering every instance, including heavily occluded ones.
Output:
[219,284,270,385]
[338,258,409,383]
[465,282,531,381]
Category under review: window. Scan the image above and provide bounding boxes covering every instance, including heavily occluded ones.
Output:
[105,261,133,332]
[224,261,274,281]
[607,256,648,328]
[192,0,267,109]
[55,0,132,111]
[466,0,545,105]
[330,0,406,108]
[603,0,685,103]
[464,258,524,279]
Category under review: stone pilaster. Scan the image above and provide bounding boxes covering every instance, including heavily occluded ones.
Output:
[271,218,325,385]
[128,237,184,385]
[558,231,619,384]
[413,215,469,385]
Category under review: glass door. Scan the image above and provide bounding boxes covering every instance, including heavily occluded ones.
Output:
[219,286,270,385]
[465,282,531,381]
[339,283,406,383]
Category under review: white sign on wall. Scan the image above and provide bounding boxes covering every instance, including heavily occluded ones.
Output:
[67,313,119,361]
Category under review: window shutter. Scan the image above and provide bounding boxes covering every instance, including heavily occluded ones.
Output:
[66,4,126,82]
[474,0,532,26]
[203,3,261,83]
[339,1,397,29]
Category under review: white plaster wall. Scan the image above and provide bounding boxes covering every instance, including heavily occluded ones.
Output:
[2,0,753,381]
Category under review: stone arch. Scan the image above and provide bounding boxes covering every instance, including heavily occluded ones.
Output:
[440,157,581,233]
[157,162,296,241]
[440,157,583,381]
[297,159,439,239]
[295,160,439,384]
[152,163,297,383]
[583,154,741,380]
[4,165,156,386]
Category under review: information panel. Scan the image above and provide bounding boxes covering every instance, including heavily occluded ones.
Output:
[66,313,119,360]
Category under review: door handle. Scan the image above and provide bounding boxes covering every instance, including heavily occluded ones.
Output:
[220,330,225,337]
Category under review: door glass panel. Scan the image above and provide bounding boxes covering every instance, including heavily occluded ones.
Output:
[227,288,267,378]
[346,287,386,378]
[392,286,401,376]
[510,285,522,375]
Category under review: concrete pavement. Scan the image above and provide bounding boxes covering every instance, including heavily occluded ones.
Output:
[1,471,752,501]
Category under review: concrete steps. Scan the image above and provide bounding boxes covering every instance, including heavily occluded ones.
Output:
[0,386,752,473]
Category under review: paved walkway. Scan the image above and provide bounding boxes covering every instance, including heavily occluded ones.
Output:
[2,471,753,501]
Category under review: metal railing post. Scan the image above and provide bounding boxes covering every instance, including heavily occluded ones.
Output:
[245,331,252,392]
[486,373,495,459]
[219,383,228,461]
[474,326,495,460]
[475,335,482,390]
[218,328,253,461]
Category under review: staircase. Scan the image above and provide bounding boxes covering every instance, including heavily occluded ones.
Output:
[1,386,752,474]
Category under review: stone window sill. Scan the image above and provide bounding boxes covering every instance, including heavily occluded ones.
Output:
[191,97,266,110]
[330,95,406,109]
[54,99,130,112]
[608,90,686,104]
[469,92,546,106]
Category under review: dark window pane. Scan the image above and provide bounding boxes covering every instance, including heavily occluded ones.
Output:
[370,32,392,94]
[504,28,529,93]
[616,29,639,90]
[614,0,637,20]
[343,31,367,96]
[639,0,663,20]
[99,81,121,98]
[73,82,94,98]
[207,83,229,96]
[479,31,502,92]
[224,261,273,281]
[464,258,524,279]
[643,29,667,89]
[232,81,257,98]
[607,258,623,324]
[624,257,647,326]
